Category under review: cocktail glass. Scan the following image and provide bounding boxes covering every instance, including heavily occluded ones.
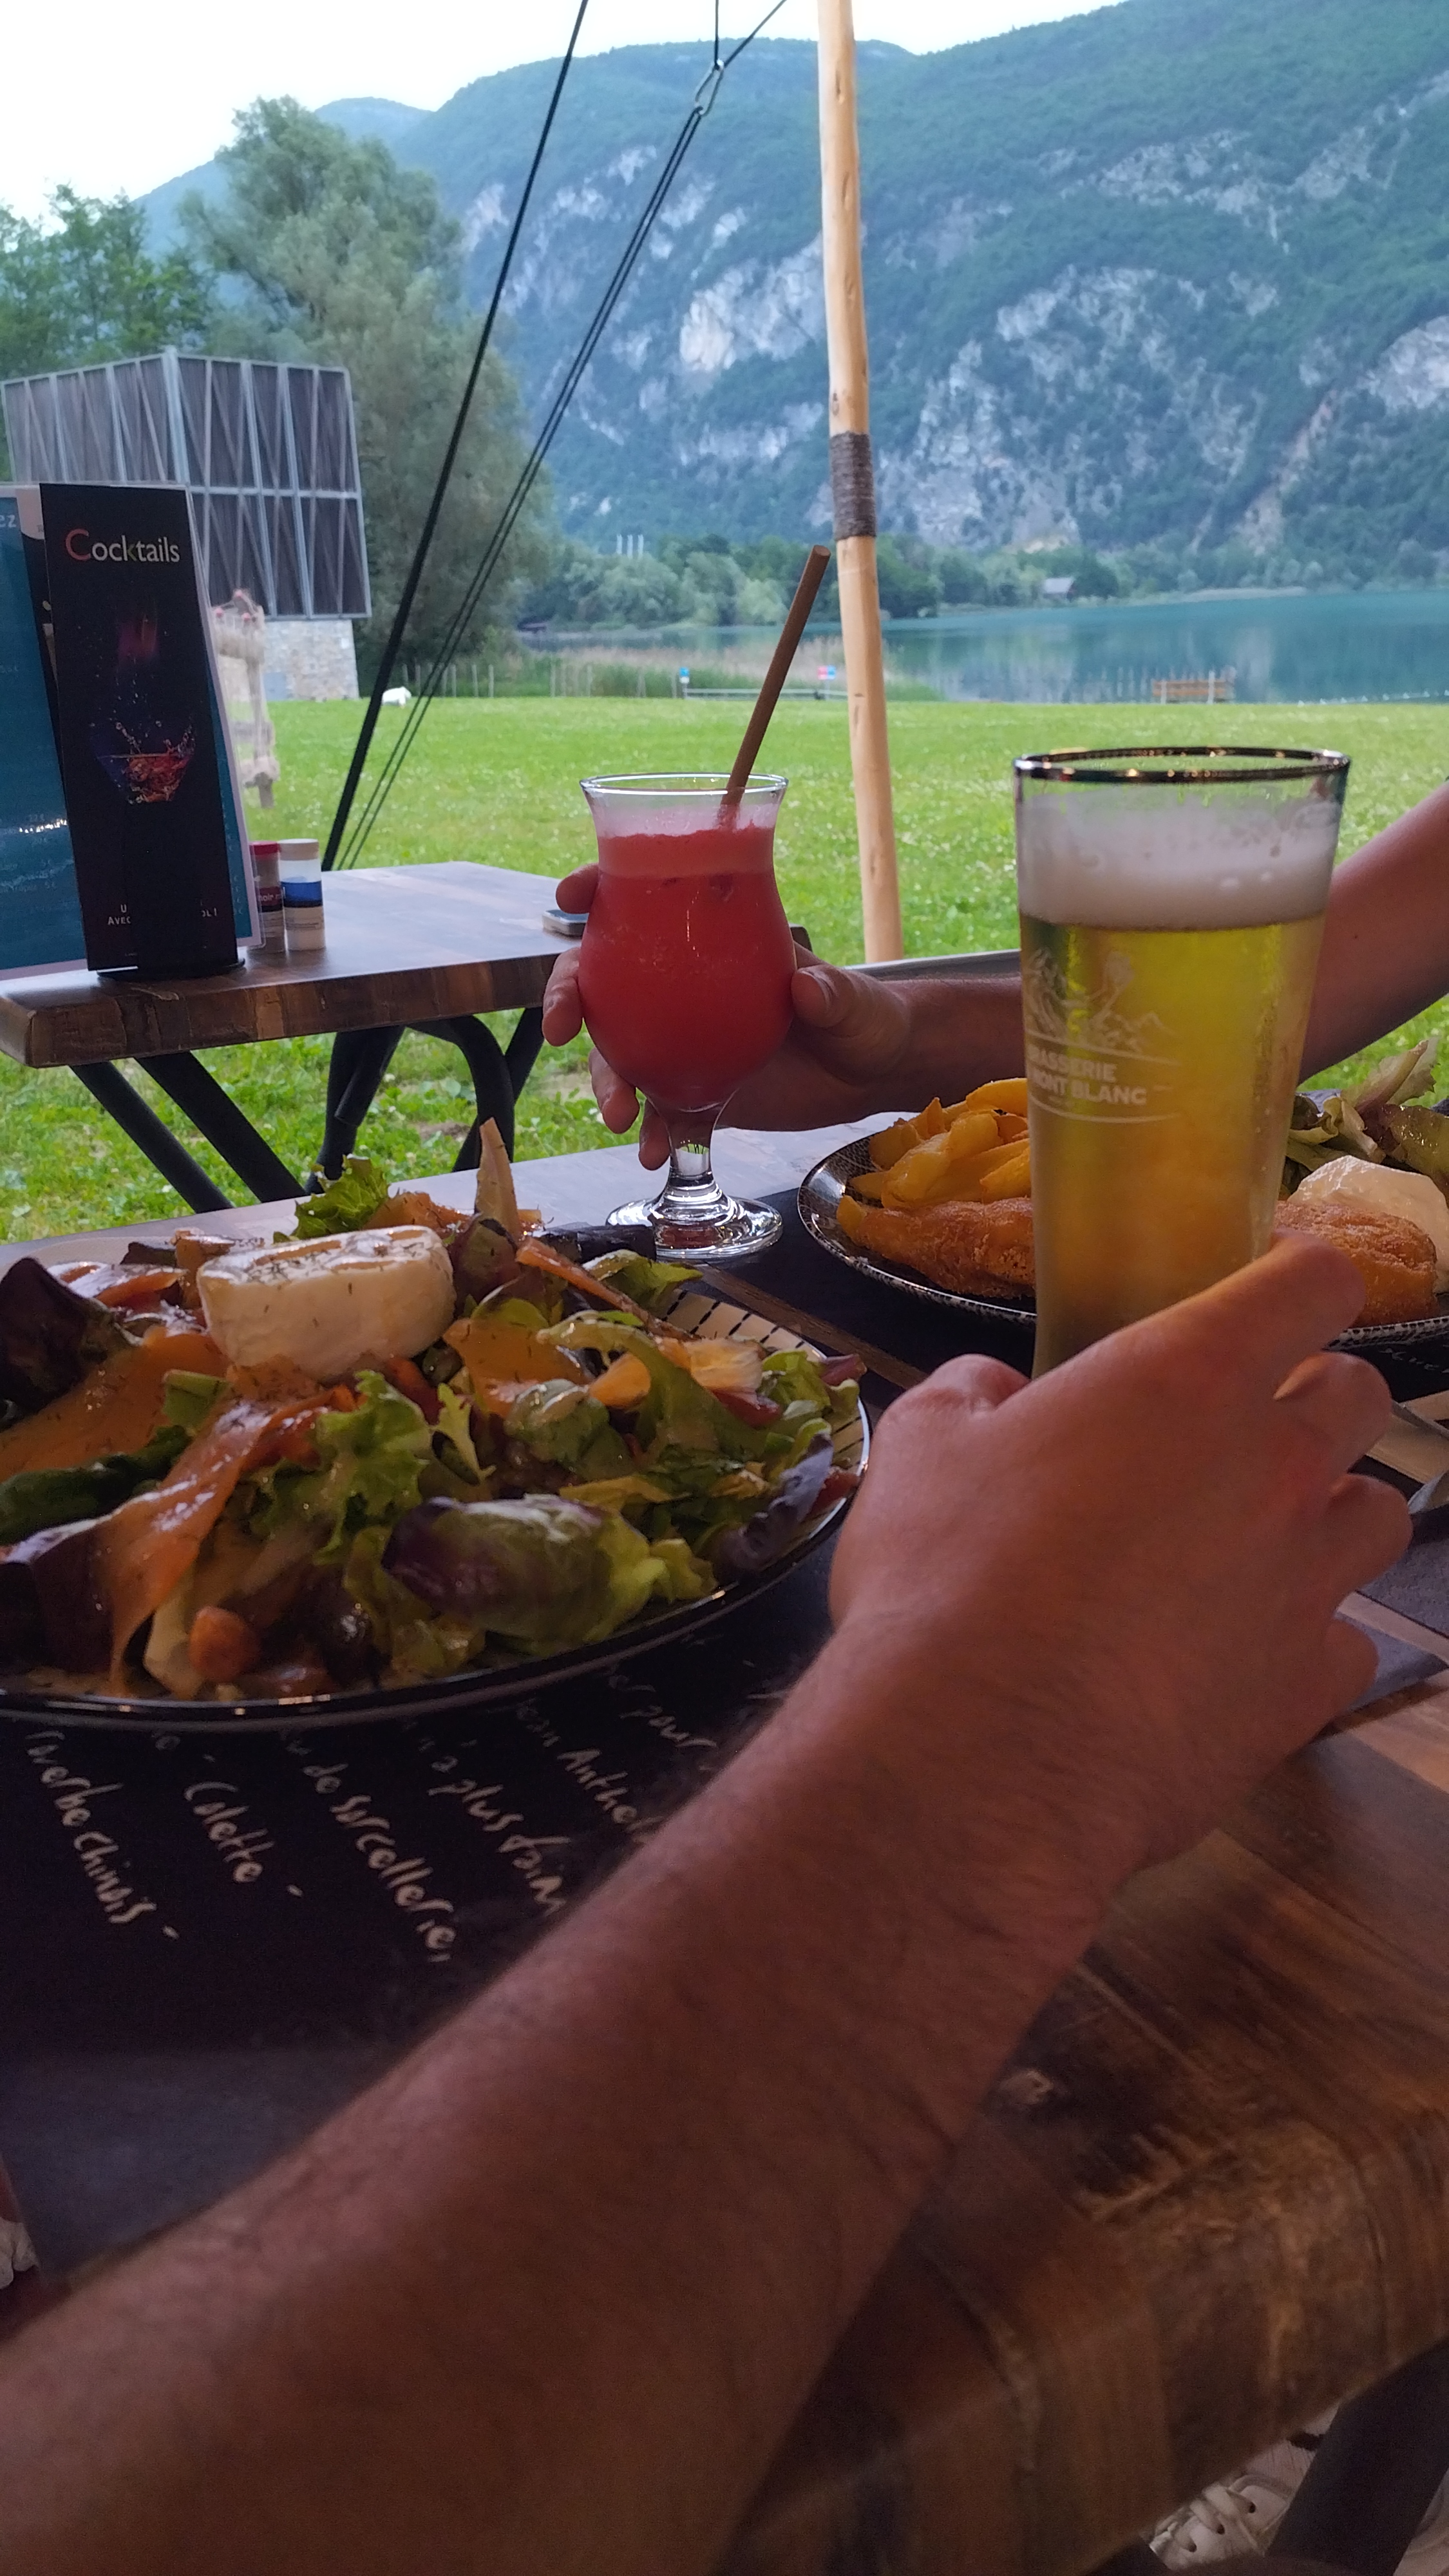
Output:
[1015,743,1350,1372]
[577,772,795,1258]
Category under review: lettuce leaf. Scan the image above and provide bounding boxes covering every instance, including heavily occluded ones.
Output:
[760,1349,828,1410]
[434,1378,486,1481]
[585,1251,699,1312]
[376,1491,714,1661]
[761,1347,858,1428]
[546,1316,763,1459]
[162,1369,228,1432]
[286,1155,391,1241]
[246,1370,435,1560]
[345,1526,487,1680]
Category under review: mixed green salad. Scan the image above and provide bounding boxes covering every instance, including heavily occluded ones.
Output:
[1286,1037,1449,1181]
[0,1180,862,1704]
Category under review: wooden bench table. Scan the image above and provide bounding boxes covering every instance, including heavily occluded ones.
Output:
[0,860,571,1211]
[3,1130,1449,2573]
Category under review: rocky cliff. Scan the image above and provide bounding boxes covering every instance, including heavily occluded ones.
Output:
[150,0,1449,576]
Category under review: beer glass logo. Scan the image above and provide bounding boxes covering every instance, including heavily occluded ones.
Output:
[1023,938,1178,1120]
[88,613,197,808]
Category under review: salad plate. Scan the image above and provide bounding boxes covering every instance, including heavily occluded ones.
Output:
[0,1220,866,1734]
[799,1134,1449,1358]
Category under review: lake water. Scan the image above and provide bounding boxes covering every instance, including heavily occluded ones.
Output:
[876,588,1449,705]
[611,588,1449,705]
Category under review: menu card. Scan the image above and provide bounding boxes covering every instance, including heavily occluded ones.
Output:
[23,484,258,976]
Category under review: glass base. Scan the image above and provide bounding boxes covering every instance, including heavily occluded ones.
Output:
[606,1188,782,1262]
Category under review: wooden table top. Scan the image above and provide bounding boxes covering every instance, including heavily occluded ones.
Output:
[8,1135,1449,2573]
[0,862,571,1068]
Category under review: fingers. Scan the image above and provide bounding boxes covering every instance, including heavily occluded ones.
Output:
[788,965,911,1083]
[869,1354,1028,1466]
[541,950,583,1045]
[907,1352,1031,1417]
[1151,1236,1368,1399]
[1275,1348,1392,1477]
[791,963,857,1027]
[588,1050,640,1135]
[638,1106,669,1170]
[556,864,597,913]
[1320,1470,1411,1598]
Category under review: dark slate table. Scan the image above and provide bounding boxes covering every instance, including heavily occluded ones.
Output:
[10,1142,1449,2576]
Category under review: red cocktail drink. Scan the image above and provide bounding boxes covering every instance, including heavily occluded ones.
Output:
[578,773,793,1257]
[579,816,795,1113]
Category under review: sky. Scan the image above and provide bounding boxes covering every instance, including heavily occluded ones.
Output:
[1,0,1115,222]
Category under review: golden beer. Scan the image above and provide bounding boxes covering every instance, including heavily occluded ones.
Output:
[1015,749,1349,1373]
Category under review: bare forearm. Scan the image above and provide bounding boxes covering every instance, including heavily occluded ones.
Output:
[1303,782,1449,1075]
[0,1625,1098,2576]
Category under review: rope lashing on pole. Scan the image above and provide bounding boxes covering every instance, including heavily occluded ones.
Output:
[333,1,784,872]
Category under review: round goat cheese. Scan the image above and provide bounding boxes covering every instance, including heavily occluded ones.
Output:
[198,1227,456,1382]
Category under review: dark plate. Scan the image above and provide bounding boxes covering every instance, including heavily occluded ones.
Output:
[799,1137,1037,1330]
[799,1137,1449,1359]
[0,1279,866,1733]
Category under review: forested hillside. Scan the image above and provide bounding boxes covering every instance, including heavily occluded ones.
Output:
[146,0,1449,582]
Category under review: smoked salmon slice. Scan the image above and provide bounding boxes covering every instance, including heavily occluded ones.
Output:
[96,1392,323,1680]
[0,1327,225,1480]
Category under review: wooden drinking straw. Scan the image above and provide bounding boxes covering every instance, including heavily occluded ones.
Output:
[817,0,902,961]
[723,544,833,805]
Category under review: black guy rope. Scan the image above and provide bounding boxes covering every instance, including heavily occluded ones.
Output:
[324,0,591,869]
[334,0,784,871]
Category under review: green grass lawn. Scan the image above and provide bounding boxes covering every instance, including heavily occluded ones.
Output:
[6,695,1447,1239]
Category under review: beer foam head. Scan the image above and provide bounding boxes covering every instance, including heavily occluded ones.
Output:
[1016,786,1341,929]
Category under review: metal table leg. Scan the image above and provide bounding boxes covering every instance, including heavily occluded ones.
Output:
[136,1054,302,1203]
[73,1064,232,1215]
[317,1028,404,1184]
[410,1014,518,1165]
[315,1009,545,1182]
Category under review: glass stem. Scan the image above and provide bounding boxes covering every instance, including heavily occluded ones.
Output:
[651,1107,731,1230]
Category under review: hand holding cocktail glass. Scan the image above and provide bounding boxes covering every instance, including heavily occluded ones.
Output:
[574,772,797,1255]
[562,547,833,1259]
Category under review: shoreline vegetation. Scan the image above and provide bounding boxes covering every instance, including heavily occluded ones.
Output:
[6,696,1448,1245]
[508,531,1449,652]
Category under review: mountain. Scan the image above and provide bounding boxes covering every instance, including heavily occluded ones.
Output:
[143,2,1449,576]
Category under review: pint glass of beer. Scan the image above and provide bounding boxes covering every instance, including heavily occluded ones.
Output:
[1014,744,1349,1372]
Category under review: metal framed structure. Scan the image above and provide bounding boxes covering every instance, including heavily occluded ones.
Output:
[1,350,370,620]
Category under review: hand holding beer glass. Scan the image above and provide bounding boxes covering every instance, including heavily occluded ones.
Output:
[1014,746,1350,1372]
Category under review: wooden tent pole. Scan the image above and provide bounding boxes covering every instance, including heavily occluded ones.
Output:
[817,0,902,963]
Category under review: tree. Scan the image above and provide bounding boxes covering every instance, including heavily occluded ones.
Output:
[0,189,213,466]
[184,100,547,677]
